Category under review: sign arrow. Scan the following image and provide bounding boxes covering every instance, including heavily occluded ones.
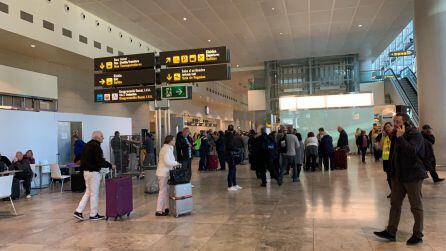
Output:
[99,79,105,85]
[166,57,171,63]
[167,74,172,81]
[100,63,105,69]
[176,89,183,95]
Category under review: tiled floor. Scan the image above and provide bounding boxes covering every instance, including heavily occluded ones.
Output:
[0,156,445,250]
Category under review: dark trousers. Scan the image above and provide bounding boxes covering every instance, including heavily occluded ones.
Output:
[387,178,424,238]
[360,147,367,163]
[226,157,237,187]
[181,159,192,182]
[306,154,317,171]
[199,154,207,170]
[322,153,334,170]
[217,151,225,170]
[429,166,441,181]
[374,148,382,161]
[281,155,296,182]
[383,160,392,191]
[14,173,32,196]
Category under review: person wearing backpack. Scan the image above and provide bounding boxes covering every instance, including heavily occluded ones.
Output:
[356,130,369,164]
[374,113,428,245]
[420,124,444,183]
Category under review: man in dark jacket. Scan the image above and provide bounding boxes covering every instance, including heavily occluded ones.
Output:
[74,131,111,221]
[374,113,428,245]
[336,126,349,151]
[320,130,334,171]
[176,128,193,183]
[421,124,444,183]
[10,151,33,198]
[110,131,122,172]
[216,131,225,171]
[225,125,242,191]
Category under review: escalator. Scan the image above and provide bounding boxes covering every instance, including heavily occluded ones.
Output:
[384,67,419,126]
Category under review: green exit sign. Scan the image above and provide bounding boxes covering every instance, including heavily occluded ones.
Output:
[161,85,188,100]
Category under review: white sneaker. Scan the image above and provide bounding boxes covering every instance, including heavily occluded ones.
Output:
[227,187,237,191]
[191,184,195,188]
[235,185,243,190]
[26,195,31,199]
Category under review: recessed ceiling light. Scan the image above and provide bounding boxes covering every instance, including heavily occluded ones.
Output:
[207,39,211,42]
[30,44,36,48]
[358,24,363,27]
[183,17,187,21]
[272,7,275,11]
[279,32,283,35]
[236,64,239,67]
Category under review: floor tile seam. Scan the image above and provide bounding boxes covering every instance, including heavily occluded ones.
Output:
[195,223,227,251]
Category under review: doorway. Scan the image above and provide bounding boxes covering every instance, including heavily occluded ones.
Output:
[57,121,83,164]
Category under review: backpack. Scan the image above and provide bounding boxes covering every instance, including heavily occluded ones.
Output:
[279,135,287,153]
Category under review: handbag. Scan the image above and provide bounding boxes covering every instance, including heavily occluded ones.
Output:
[231,149,242,165]
[168,165,189,185]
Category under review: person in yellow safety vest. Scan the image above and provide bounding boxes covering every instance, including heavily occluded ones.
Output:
[377,122,393,198]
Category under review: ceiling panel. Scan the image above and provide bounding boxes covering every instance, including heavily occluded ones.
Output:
[68,0,413,67]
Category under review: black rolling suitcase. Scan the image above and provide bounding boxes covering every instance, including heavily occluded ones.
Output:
[11,177,20,200]
[71,172,86,193]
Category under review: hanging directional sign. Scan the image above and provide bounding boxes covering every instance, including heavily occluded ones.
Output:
[159,46,230,67]
[94,53,155,72]
[388,50,415,57]
[94,69,155,87]
[160,64,230,83]
[95,86,156,103]
[161,85,188,100]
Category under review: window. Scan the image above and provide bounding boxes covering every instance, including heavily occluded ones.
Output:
[94,41,101,49]
[20,11,33,23]
[0,2,8,14]
[79,35,87,44]
[62,28,72,38]
[43,20,54,31]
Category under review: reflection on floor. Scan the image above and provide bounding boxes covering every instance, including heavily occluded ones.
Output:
[0,156,445,251]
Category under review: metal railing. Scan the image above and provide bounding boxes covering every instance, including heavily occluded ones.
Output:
[400,67,417,90]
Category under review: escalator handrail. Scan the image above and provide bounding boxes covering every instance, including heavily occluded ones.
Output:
[400,67,417,91]
[384,68,419,126]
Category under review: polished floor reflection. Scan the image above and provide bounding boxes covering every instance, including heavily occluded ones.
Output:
[0,156,445,250]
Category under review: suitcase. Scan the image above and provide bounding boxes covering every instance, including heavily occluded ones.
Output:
[144,166,159,194]
[207,154,219,171]
[169,183,193,217]
[71,172,85,193]
[334,149,348,169]
[105,176,133,220]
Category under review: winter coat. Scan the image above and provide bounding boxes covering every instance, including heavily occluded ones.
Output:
[156,144,180,177]
[80,139,112,172]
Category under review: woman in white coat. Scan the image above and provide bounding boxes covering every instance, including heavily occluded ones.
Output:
[155,135,180,216]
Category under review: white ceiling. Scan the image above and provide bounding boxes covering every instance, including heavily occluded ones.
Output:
[68,0,414,68]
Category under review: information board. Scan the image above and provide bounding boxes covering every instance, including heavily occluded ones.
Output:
[94,69,155,87]
[160,64,230,83]
[95,86,156,103]
[94,53,155,71]
[159,46,229,67]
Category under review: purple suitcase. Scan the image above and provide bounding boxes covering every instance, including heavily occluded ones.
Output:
[105,176,133,221]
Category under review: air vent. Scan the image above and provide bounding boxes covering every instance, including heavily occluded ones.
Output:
[94,41,101,49]
[79,35,87,44]
[118,51,124,56]
[43,20,54,31]
[20,11,33,23]
[62,28,72,38]
[0,2,8,14]
[106,46,113,54]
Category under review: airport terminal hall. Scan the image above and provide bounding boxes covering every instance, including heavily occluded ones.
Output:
[1,0,446,250]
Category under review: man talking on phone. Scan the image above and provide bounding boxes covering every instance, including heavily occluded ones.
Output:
[374,113,428,245]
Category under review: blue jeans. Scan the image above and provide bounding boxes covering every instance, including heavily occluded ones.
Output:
[199,154,207,170]
[226,157,237,187]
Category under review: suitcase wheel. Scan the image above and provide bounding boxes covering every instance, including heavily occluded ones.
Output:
[127,213,131,217]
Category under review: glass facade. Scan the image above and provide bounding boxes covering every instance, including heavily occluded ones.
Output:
[372,20,416,75]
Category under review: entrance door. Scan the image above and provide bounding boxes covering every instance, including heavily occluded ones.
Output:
[57,121,83,164]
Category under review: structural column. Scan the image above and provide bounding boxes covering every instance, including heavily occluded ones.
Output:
[414,0,446,165]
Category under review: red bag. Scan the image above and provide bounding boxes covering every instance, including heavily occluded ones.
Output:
[105,176,133,220]
[207,155,219,171]
[334,149,348,169]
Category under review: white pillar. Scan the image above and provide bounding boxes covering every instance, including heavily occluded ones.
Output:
[414,0,446,165]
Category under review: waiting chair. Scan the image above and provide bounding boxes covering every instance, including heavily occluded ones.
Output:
[50,164,70,193]
[0,176,17,215]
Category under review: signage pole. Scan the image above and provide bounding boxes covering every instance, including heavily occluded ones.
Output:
[163,109,168,139]
[167,100,171,135]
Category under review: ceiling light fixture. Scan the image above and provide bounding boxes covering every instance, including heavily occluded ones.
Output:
[279,32,283,35]
[30,44,36,48]
[236,64,239,67]
[208,39,211,42]
[358,24,363,27]
[183,17,187,21]
[272,7,275,11]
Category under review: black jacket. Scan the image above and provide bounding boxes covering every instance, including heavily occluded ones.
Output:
[337,130,349,149]
[10,159,33,176]
[80,140,111,172]
[356,135,369,149]
[389,126,428,182]
[224,130,235,157]
[176,132,193,161]
[422,132,436,169]
[0,156,11,167]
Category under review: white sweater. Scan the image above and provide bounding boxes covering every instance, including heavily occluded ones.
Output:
[305,137,318,147]
[156,144,180,177]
